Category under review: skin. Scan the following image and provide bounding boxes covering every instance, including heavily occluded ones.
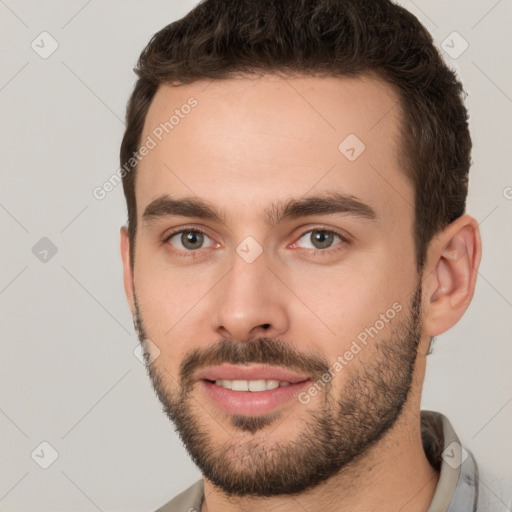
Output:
[120,74,482,511]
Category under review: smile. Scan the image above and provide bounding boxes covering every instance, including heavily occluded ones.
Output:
[211,379,292,391]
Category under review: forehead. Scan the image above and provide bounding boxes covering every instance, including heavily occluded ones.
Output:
[135,73,412,226]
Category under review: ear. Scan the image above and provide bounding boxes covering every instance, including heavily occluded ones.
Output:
[120,226,135,314]
[422,214,482,337]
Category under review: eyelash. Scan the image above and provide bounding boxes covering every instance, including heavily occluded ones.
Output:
[297,228,349,257]
[162,226,350,258]
[163,227,213,259]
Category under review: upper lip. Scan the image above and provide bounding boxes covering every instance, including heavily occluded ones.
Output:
[196,364,310,384]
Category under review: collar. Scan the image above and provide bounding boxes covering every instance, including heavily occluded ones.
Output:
[422,410,478,512]
[157,410,479,511]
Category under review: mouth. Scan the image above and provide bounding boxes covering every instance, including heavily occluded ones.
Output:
[206,378,297,391]
[196,364,312,416]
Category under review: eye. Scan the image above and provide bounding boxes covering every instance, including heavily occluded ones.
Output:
[294,228,346,251]
[165,229,216,251]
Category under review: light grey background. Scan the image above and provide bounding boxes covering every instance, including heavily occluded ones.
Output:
[1,1,511,510]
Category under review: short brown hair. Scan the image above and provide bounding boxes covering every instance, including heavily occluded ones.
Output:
[120,0,471,272]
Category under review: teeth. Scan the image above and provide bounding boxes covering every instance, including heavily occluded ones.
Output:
[214,379,292,391]
[232,380,248,391]
[215,379,233,390]
[248,380,265,391]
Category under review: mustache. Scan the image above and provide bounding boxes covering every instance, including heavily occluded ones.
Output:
[133,298,332,393]
[179,337,330,392]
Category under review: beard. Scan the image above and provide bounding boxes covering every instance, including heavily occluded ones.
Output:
[133,282,423,498]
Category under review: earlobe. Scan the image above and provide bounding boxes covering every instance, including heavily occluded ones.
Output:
[422,215,482,337]
[120,226,135,314]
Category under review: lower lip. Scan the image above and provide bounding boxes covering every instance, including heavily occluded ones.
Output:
[199,379,312,416]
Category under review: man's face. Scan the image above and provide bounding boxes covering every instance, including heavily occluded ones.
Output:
[126,74,426,495]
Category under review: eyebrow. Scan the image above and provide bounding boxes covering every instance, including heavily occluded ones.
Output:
[141,192,377,227]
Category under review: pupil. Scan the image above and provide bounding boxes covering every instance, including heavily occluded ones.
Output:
[313,230,333,249]
[183,231,203,249]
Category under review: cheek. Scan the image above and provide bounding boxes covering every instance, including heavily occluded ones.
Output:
[286,255,412,354]
[134,256,207,340]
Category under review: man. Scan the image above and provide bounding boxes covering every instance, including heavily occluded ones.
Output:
[119,0,487,510]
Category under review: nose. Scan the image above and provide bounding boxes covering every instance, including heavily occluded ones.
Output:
[210,252,290,343]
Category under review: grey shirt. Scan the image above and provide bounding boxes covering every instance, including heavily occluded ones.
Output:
[155,410,491,511]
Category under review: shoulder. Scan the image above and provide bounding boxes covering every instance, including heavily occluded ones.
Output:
[155,479,204,512]
[475,464,512,512]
